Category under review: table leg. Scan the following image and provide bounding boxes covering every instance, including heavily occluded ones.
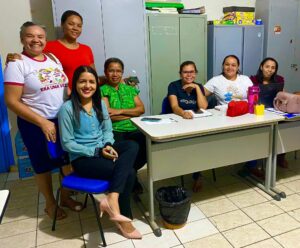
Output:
[270,123,286,198]
[146,137,161,236]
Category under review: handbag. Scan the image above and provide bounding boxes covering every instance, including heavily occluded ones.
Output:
[273,92,300,113]
[226,100,249,117]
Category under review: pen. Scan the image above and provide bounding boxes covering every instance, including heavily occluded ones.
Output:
[170,117,178,122]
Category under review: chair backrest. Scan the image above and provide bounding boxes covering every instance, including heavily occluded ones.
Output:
[161,96,172,114]
[47,133,69,164]
[207,94,218,109]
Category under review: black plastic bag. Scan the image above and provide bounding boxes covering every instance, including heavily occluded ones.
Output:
[155,186,191,225]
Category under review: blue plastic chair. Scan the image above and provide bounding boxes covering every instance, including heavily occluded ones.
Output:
[47,138,109,247]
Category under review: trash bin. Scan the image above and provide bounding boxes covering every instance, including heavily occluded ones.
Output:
[155,186,191,229]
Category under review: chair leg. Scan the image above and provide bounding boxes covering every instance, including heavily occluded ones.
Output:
[52,188,61,231]
[83,194,88,208]
[212,169,217,182]
[90,194,107,247]
[180,176,184,187]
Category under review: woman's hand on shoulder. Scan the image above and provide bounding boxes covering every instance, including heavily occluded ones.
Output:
[6,53,22,65]
[102,145,118,161]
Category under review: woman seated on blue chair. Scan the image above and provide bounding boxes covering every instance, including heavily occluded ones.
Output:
[58,65,142,239]
[167,61,208,192]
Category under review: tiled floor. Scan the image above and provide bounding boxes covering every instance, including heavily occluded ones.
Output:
[1,152,300,248]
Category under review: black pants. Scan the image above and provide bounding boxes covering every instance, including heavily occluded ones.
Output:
[72,141,138,217]
[113,130,146,171]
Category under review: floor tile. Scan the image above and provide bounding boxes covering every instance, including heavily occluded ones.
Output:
[37,237,85,247]
[104,240,134,248]
[174,218,218,243]
[191,187,226,205]
[217,182,254,197]
[273,193,300,212]
[223,223,270,248]
[257,213,300,236]
[0,218,37,239]
[6,172,20,181]
[132,229,180,248]
[276,170,299,184]
[37,221,82,246]
[242,202,284,221]
[288,208,300,222]
[274,184,296,195]
[197,198,238,217]
[274,228,300,248]
[184,233,233,248]
[228,191,268,208]
[84,227,126,247]
[209,210,253,232]
[284,179,300,193]
[2,205,37,223]
[187,205,206,222]
[0,230,36,248]
[7,192,38,210]
[244,238,282,248]
[0,172,8,182]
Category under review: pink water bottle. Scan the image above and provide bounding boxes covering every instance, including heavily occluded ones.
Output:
[248,86,260,113]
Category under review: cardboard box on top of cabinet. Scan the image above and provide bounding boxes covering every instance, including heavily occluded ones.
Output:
[223,6,255,25]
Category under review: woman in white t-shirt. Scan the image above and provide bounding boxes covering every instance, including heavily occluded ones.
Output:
[4,22,82,220]
[204,55,253,105]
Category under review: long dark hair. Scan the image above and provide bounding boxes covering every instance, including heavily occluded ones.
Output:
[256,57,279,84]
[221,55,241,76]
[71,66,103,126]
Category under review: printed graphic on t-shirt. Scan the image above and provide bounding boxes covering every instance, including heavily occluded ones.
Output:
[180,99,197,105]
[39,67,68,92]
[227,85,242,100]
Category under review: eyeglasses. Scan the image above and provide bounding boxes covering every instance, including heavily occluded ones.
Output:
[181,70,197,75]
[107,69,123,74]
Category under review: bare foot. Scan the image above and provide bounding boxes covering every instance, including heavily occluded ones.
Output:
[44,205,67,220]
[192,177,203,193]
[60,197,83,212]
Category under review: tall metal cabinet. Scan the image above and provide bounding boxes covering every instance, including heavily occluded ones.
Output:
[51,0,150,113]
[147,14,207,114]
[256,0,300,92]
[207,25,264,80]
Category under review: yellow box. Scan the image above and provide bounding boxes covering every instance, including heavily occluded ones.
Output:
[224,11,255,25]
[254,104,265,115]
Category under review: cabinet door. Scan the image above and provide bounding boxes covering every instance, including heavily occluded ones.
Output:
[180,16,207,83]
[213,26,243,76]
[101,0,149,113]
[148,15,180,114]
[243,26,264,76]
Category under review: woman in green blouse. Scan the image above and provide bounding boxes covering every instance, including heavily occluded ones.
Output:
[100,58,145,193]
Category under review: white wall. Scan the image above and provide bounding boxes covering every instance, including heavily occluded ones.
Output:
[0,0,256,166]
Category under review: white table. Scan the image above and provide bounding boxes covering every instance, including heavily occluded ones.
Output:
[272,118,300,195]
[132,111,284,236]
[0,190,10,224]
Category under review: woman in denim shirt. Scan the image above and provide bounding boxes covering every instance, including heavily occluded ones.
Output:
[58,66,142,239]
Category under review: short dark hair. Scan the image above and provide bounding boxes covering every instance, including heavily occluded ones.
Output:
[221,55,241,75]
[256,57,279,84]
[20,21,46,39]
[71,66,103,126]
[61,10,83,25]
[104,57,124,72]
[179,61,198,73]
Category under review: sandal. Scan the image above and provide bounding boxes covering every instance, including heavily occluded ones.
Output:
[44,207,67,220]
[60,197,83,212]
